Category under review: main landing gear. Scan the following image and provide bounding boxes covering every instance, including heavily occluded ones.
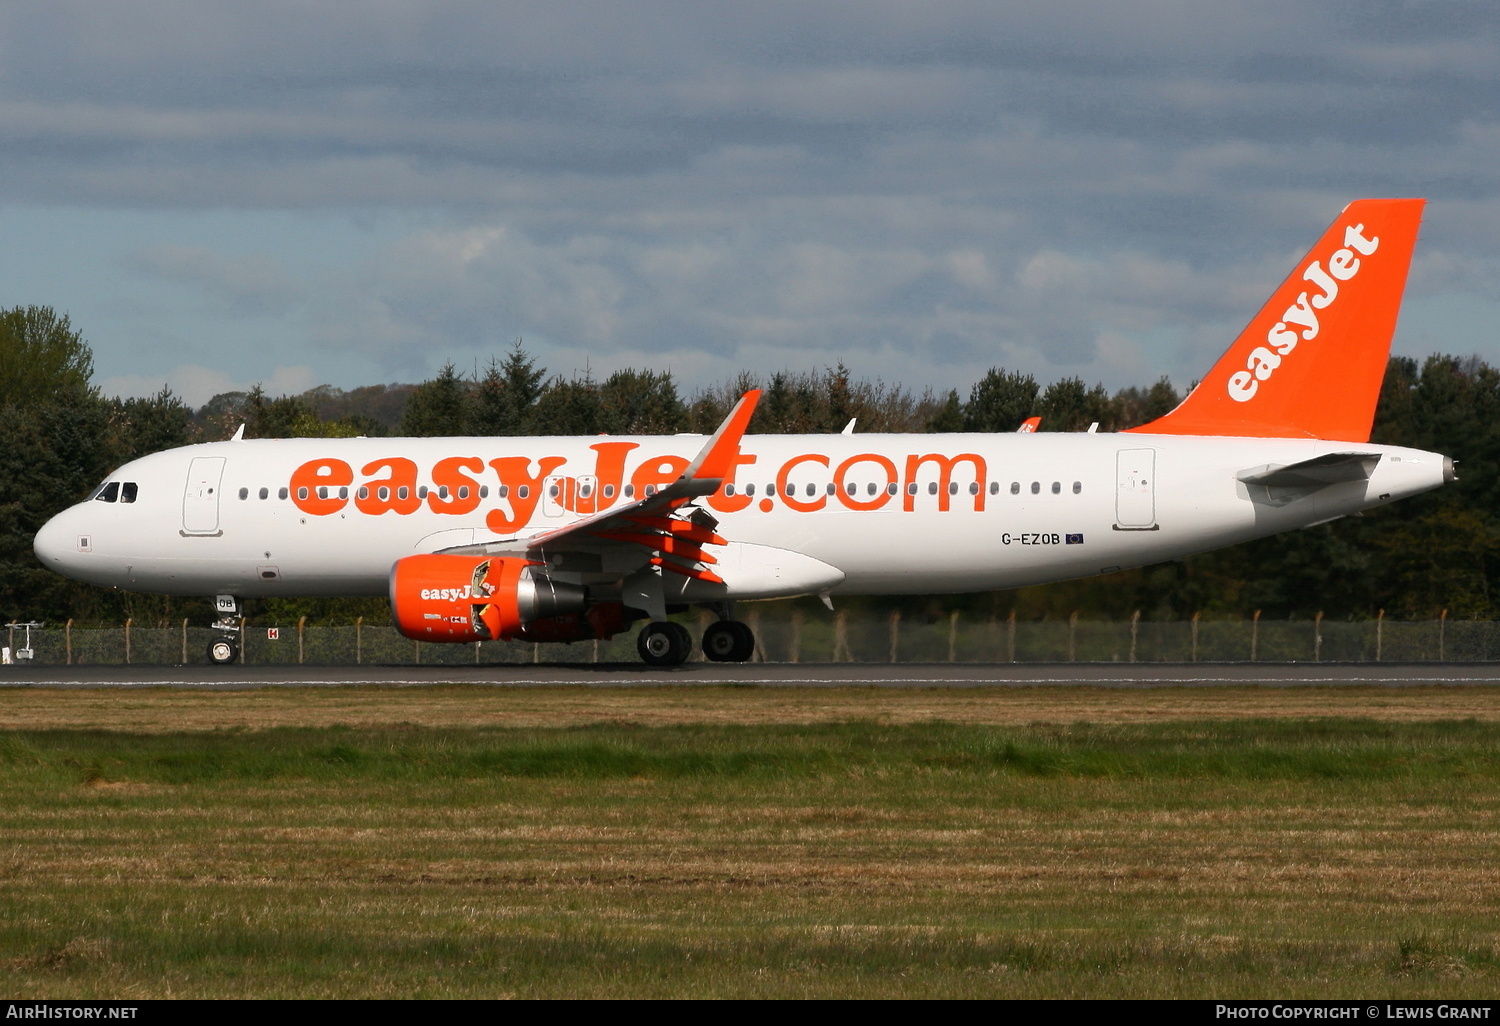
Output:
[207,593,241,665]
[702,619,756,663]
[635,617,756,667]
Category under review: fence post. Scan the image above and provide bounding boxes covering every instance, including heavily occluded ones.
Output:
[1376,609,1384,662]
[592,638,599,663]
[1251,610,1260,662]
[476,640,482,664]
[532,641,539,664]
[833,609,849,662]
[65,619,73,666]
[747,608,763,662]
[1007,609,1016,663]
[124,618,132,664]
[1314,611,1324,662]
[356,616,363,664]
[948,610,959,662]
[790,608,803,663]
[298,615,307,665]
[1440,608,1448,661]
[1068,611,1078,662]
[181,618,188,664]
[1129,610,1140,663]
[888,610,901,663]
[238,617,246,663]
[1190,612,1199,662]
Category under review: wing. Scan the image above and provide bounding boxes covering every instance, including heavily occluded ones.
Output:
[437,390,761,594]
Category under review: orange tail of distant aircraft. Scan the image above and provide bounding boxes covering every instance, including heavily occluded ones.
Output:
[1129,198,1424,442]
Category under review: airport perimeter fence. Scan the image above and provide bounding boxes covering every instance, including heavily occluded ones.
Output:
[1,610,1493,666]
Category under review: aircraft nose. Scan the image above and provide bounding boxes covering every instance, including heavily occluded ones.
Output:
[33,507,85,571]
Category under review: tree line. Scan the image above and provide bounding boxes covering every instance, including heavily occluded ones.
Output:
[1,306,1494,627]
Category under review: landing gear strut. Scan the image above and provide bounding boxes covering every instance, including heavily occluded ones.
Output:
[637,620,693,666]
[702,620,755,662]
[208,593,241,665]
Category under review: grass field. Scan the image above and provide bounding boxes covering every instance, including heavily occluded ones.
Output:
[2,683,1498,998]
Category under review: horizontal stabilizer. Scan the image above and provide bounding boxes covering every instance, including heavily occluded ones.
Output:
[1238,451,1379,489]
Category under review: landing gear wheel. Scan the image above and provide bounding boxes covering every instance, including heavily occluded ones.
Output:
[637,621,692,667]
[207,638,238,665]
[703,620,756,662]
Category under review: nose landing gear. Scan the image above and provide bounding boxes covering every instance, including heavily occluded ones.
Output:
[208,593,241,665]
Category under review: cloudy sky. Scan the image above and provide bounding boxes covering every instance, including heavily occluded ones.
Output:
[2,1,1497,406]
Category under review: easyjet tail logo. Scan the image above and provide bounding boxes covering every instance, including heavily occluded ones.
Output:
[1226,223,1380,403]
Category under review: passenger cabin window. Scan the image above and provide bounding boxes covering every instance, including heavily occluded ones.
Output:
[1051,481,1061,494]
[121,482,138,503]
[259,487,269,500]
[278,487,288,500]
[1030,482,1040,494]
[94,482,120,503]
[1010,482,1020,495]
[1073,481,1082,494]
[239,487,249,500]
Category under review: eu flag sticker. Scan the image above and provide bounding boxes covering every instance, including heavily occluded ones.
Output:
[1065,533,1084,545]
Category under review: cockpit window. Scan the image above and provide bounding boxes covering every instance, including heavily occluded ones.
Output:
[120,482,138,503]
[93,482,120,503]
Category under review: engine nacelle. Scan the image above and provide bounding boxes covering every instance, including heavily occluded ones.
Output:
[390,554,587,642]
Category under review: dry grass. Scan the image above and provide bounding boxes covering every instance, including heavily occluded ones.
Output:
[1,685,1498,997]
[3,683,1498,732]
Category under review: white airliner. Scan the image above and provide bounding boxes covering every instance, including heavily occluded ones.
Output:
[34,199,1451,666]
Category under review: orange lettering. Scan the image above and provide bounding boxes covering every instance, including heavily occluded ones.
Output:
[486,456,566,533]
[776,453,829,512]
[834,453,896,511]
[706,452,758,513]
[356,458,422,515]
[428,456,484,515]
[588,441,640,510]
[630,455,690,497]
[289,458,353,516]
[903,453,986,512]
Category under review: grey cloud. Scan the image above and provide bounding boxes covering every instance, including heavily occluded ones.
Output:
[123,244,306,316]
[3,0,1498,394]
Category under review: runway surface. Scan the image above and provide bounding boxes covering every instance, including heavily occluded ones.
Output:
[4,661,1500,689]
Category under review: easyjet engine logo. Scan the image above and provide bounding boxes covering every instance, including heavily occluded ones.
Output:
[1226,223,1380,403]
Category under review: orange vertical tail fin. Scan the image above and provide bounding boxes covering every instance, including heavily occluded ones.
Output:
[1127,198,1425,441]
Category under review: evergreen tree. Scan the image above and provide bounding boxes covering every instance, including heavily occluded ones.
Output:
[472,341,546,435]
[1036,377,1111,431]
[925,389,965,432]
[963,368,1038,432]
[531,374,602,435]
[598,369,688,434]
[398,363,472,436]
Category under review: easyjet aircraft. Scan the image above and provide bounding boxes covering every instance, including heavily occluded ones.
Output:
[34,199,1451,666]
